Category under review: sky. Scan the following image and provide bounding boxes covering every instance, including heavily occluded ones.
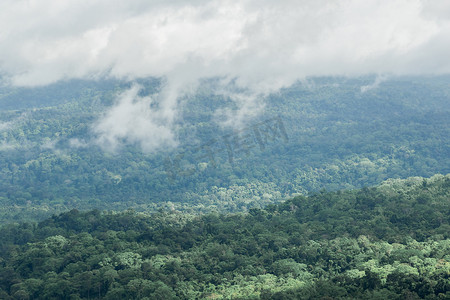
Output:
[1,0,450,151]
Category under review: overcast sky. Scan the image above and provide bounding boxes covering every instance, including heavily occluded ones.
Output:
[1,0,450,151]
[2,0,450,87]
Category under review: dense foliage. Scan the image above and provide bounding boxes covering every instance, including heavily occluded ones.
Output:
[0,75,449,223]
[0,175,448,299]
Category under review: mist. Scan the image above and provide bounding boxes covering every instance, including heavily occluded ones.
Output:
[1,0,449,151]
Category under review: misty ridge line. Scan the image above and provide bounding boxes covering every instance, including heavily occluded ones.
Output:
[87,74,381,155]
[1,0,449,156]
[91,80,271,154]
[164,115,289,182]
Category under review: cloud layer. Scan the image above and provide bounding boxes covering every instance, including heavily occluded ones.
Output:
[93,84,178,152]
[2,0,450,87]
[2,0,449,151]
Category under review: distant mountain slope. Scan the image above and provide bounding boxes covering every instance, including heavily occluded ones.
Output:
[0,174,448,299]
[0,75,449,223]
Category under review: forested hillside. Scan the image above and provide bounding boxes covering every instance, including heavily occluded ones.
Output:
[0,175,448,299]
[0,75,449,223]
[1,1,450,299]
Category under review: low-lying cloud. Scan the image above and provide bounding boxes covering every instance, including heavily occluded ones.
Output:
[1,0,449,151]
[93,84,178,152]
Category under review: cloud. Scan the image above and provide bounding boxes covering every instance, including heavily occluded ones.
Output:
[1,0,449,151]
[0,141,17,151]
[2,0,449,85]
[0,121,12,131]
[93,84,178,152]
[214,92,266,129]
[40,139,58,150]
[68,138,89,149]
[0,112,28,132]
[360,75,389,93]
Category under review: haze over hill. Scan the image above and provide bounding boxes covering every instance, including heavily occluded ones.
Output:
[0,1,449,299]
[0,75,448,222]
[1,0,450,153]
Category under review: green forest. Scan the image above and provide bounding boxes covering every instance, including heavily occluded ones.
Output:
[0,75,449,299]
[0,175,449,299]
[0,76,449,223]
[2,1,450,298]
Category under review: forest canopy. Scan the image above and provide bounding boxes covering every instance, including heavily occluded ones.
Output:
[0,175,448,299]
[0,76,449,223]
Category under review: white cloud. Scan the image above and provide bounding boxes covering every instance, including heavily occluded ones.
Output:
[1,0,449,151]
[214,92,265,129]
[0,121,12,131]
[360,75,389,93]
[0,112,28,132]
[69,138,89,149]
[0,141,17,151]
[93,84,178,152]
[2,0,448,86]
[41,139,58,150]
